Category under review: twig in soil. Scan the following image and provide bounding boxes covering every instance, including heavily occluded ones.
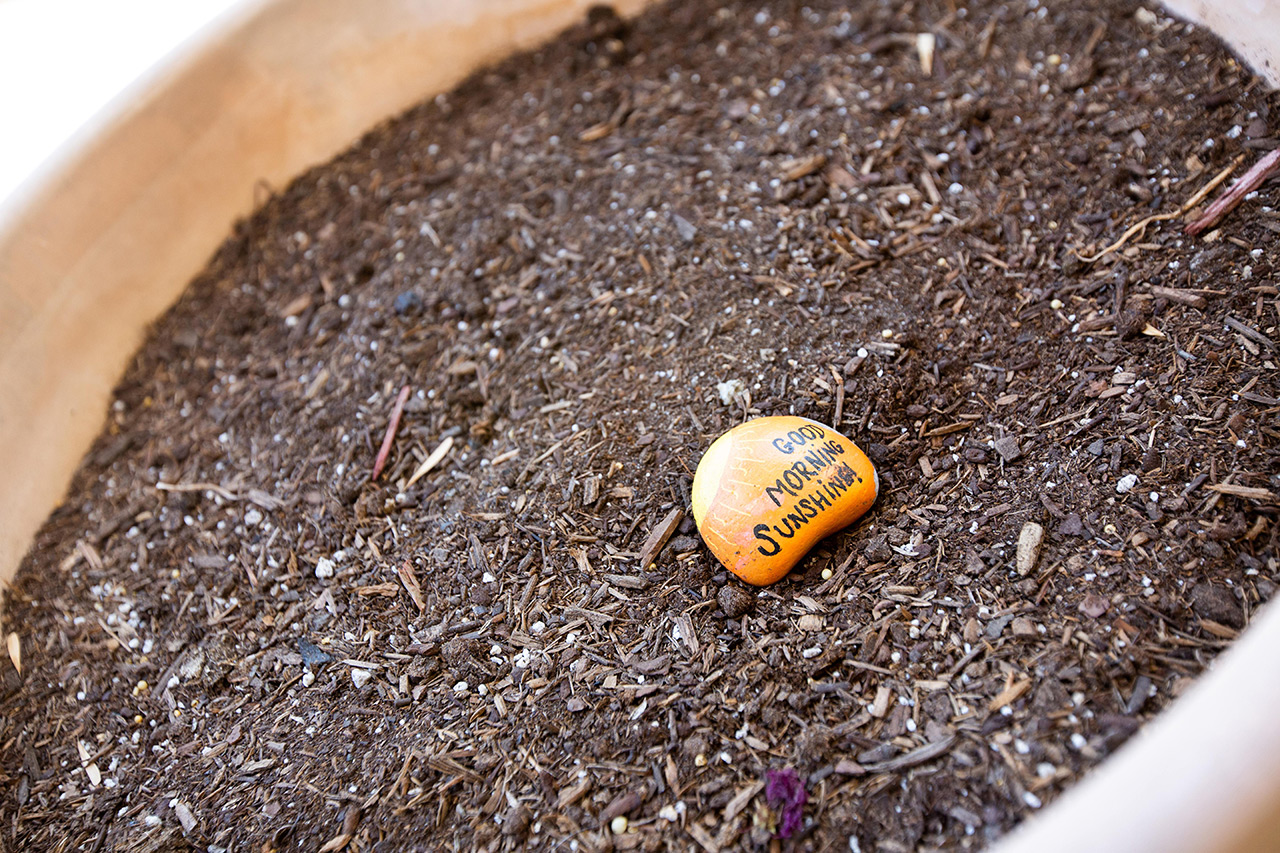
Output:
[837,733,957,776]
[240,554,258,590]
[638,508,684,570]
[831,364,845,429]
[156,481,238,502]
[1073,155,1243,263]
[1208,483,1276,502]
[155,481,282,509]
[1224,315,1276,350]
[1150,285,1206,309]
[1185,148,1280,236]
[372,384,411,481]
[95,617,131,652]
[397,558,427,612]
[86,795,123,853]
[579,90,632,141]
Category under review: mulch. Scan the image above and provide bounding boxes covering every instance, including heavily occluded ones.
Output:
[2,0,1278,850]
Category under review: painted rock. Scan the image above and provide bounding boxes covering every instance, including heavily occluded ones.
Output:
[691,416,878,585]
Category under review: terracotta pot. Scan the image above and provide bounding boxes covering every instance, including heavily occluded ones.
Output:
[0,1,1276,851]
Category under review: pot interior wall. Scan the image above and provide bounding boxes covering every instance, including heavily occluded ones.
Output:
[1163,0,1279,86]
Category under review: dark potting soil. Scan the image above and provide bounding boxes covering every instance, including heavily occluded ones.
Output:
[3,0,1279,850]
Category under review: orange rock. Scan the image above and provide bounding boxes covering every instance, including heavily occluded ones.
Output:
[691,416,878,585]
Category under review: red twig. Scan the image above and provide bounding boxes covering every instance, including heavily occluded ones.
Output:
[1185,148,1280,237]
[372,384,411,481]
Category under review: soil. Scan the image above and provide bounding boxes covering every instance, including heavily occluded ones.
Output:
[3,0,1278,850]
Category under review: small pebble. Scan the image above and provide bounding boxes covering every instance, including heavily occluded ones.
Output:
[610,816,629,834]
[1079,592,1109,618]
[993,435,1022,463]
[351,668,372,689]
[297,638,332,667]
[1116,473,1139,494]
[315,557,335,579]
[1015,522,1044,576]
[673,214,698,242]
[393,291,423,315]
[716,378,746,406]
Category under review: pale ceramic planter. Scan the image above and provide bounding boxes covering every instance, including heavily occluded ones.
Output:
[0,1,1276,850]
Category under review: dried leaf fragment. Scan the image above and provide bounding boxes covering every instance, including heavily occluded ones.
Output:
[797,614,824,632]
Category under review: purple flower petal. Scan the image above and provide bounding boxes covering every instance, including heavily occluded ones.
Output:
[765,768,808,838]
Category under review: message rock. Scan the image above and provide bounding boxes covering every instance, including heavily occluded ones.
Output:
[691,416,879,585]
